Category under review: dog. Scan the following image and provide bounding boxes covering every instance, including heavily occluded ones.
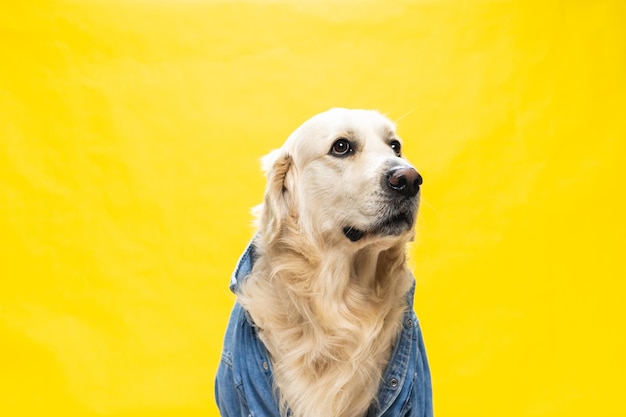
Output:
[215,108,433,417]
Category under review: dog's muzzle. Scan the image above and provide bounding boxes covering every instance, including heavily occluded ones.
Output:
[343,167,422,242]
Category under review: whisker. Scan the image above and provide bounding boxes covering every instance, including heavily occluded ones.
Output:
[419,196,439,218]
[394,107,417,124]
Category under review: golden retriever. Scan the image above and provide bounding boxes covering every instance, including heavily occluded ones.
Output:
[218,108,429,417]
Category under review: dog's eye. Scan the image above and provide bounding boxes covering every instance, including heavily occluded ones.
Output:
[330,138,353,157]
[390,140,402,157]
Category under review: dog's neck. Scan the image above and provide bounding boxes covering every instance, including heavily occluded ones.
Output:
[351,242,407,289]
[352,246,382,287]
[238,235,413,417]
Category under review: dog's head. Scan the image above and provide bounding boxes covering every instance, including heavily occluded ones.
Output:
[257,108,421,250]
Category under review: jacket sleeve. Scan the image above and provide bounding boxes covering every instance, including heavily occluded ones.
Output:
[415,322,433,417]
[215,304,247,417]
[215,358,243,417]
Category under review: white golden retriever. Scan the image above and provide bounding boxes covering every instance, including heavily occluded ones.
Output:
[215,108,432,417]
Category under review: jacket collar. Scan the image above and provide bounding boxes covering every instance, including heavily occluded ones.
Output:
[230,238,257,294]
[231,238,415,304]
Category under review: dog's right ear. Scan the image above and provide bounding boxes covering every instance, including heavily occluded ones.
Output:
[254,148,296,244]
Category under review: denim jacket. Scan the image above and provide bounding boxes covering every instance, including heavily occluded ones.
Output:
[215,241,433,417]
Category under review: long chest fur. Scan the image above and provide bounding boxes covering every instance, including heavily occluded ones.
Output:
[239,260,410,417]
[260,306,404,417]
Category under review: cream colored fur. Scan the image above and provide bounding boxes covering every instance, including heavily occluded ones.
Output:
[238,108,419,417]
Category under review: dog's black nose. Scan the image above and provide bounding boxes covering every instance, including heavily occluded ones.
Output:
[387,167,422,197]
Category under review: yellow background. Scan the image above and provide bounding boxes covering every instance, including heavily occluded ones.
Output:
[1,1,624,416]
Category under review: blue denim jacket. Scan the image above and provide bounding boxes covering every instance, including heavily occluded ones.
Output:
[215,241,433,417]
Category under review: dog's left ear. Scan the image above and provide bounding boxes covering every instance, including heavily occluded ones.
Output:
[256,149,296,243]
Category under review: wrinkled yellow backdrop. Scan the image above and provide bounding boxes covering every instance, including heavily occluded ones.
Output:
[1,1,624,416]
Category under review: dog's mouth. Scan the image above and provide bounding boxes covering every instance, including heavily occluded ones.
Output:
[343,211,414,242]
[343,226,365,242]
